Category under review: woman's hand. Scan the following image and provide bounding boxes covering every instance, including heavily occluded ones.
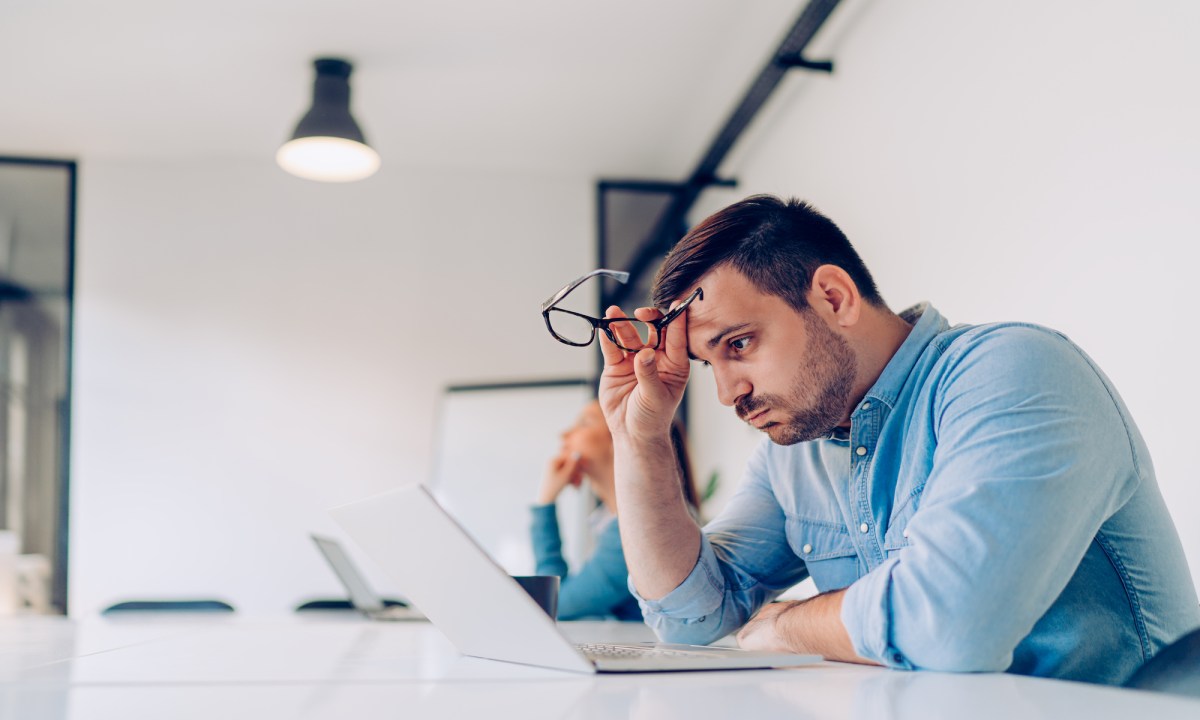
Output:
[537,451,583,505]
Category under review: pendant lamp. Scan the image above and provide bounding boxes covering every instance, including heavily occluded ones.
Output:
[277,58,380,182]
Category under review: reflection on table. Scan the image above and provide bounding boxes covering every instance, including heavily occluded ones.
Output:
[1,615,1196,719]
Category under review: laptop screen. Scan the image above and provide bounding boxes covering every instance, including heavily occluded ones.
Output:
[311,534,385,612]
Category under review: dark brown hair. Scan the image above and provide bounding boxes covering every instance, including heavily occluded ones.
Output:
[651,194,885,313]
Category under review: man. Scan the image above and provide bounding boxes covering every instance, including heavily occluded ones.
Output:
[596,194,1199,685]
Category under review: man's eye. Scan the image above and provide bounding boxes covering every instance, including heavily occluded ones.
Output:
[730,336,751,351]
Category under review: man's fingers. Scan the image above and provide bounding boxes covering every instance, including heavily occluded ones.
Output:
[633,306,663,349]
[596,318,626,366]
[632,348,669,407]
[664,299,690,363]
[633,307,663,321]
[605,306,646,352]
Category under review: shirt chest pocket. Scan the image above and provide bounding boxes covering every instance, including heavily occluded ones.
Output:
[883,485,922,557]
[786,518,860,592]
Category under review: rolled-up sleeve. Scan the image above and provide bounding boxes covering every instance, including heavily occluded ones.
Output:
[842,326,1141,671]
[633,442,809,645]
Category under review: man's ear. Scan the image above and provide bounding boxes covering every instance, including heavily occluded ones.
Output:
[808,265,862,328]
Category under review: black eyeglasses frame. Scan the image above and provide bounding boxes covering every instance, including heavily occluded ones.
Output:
[541,269,703,352]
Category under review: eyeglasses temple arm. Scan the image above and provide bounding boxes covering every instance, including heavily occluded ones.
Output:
[540,269,631,311]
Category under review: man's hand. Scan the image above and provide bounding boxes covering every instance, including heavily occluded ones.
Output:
[596,305,691,442]
[594,302,701,601]
[736,591,878,664]
[736,601,802,653]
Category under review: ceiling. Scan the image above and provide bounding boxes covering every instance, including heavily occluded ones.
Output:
[0,0,851,180]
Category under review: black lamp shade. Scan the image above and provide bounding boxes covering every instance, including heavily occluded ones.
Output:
[290,59,367,144]
[277,57,380,182]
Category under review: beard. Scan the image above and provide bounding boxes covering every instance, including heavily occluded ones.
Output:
[736,310,857,445]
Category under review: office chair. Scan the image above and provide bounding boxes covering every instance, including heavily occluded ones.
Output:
[294,598,407,611]
[102,599,235,614]
[1125,626,1200,697]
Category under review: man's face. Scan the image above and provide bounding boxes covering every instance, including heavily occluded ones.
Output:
[682,265,857,445]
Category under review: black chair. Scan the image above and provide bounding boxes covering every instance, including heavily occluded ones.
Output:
[1125,626,1200,697]
[294,598,407,612]
[102,599,235,614]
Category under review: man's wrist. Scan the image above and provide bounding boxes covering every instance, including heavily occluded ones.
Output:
[771,590,865,662]
[773,601,808,653]
[611,432,673,456]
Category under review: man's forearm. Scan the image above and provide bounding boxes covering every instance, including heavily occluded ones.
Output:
[612,434,701,600]
[774,590,876,664]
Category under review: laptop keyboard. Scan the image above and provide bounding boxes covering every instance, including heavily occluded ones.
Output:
[575,642,716,660]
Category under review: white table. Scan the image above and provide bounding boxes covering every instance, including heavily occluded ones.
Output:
[2,614,1197,719]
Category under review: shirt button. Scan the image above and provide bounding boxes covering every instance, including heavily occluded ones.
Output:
[861,402,871,410]
[802,543,813,554]
[902,529,910,539]
[859,523,870,534]
[855,446,867,456]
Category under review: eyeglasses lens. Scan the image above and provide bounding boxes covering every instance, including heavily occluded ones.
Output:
[546,309,598,345]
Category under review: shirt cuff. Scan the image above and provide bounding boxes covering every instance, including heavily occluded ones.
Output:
[628,536,726,622]
[841,557,914,670]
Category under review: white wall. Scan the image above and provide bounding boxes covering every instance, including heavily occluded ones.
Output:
[688,0,1200,594]
[68,0,1200,615]
[70,159,595,615]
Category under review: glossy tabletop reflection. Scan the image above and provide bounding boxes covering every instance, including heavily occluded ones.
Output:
[1,615,1197,719]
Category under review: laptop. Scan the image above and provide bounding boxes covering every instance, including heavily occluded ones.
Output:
[331,484,822,673]
[310,534,425,621]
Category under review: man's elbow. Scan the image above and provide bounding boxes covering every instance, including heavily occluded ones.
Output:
[644,612,731,647]
[899,630,1014,673]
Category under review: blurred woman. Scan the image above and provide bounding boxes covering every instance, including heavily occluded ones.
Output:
[530,400,700,620]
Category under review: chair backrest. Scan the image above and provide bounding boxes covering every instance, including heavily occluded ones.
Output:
[1125,626,1200,697]
[295,599,355,611]
[295,598,407,612]
[102,599,235,614]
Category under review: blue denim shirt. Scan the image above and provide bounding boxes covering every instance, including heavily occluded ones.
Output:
[635,304,1200,685]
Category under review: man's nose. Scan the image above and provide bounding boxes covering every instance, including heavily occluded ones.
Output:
[714,368,750,408]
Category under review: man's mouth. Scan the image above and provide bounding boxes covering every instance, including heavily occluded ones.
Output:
[746,409,769,427]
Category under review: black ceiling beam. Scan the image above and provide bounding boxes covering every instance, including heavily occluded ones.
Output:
[599,178,739,194]
[610,0,841,308]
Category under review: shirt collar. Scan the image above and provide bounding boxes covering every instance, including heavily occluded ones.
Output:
[860,302,949,411]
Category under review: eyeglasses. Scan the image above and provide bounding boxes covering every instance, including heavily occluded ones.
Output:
[541,269,703,352]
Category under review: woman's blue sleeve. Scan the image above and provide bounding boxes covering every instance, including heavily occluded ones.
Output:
[530,505,635,620]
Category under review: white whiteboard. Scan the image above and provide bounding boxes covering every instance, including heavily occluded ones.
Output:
[429,380,594,575]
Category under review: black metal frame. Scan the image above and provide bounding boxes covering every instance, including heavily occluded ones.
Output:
[444,378,594,395]
[0,155,77,615]
[590,0,842,417]
[598,0,841,310]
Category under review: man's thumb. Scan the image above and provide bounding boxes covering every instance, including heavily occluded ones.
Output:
[633,349,662,390]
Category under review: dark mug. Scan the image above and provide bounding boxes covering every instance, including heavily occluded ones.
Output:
[511,575,559,619]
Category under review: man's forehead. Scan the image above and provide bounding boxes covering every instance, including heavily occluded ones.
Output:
[682,284,719,326]
[677,265,756,322]
[679,268,759,355]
